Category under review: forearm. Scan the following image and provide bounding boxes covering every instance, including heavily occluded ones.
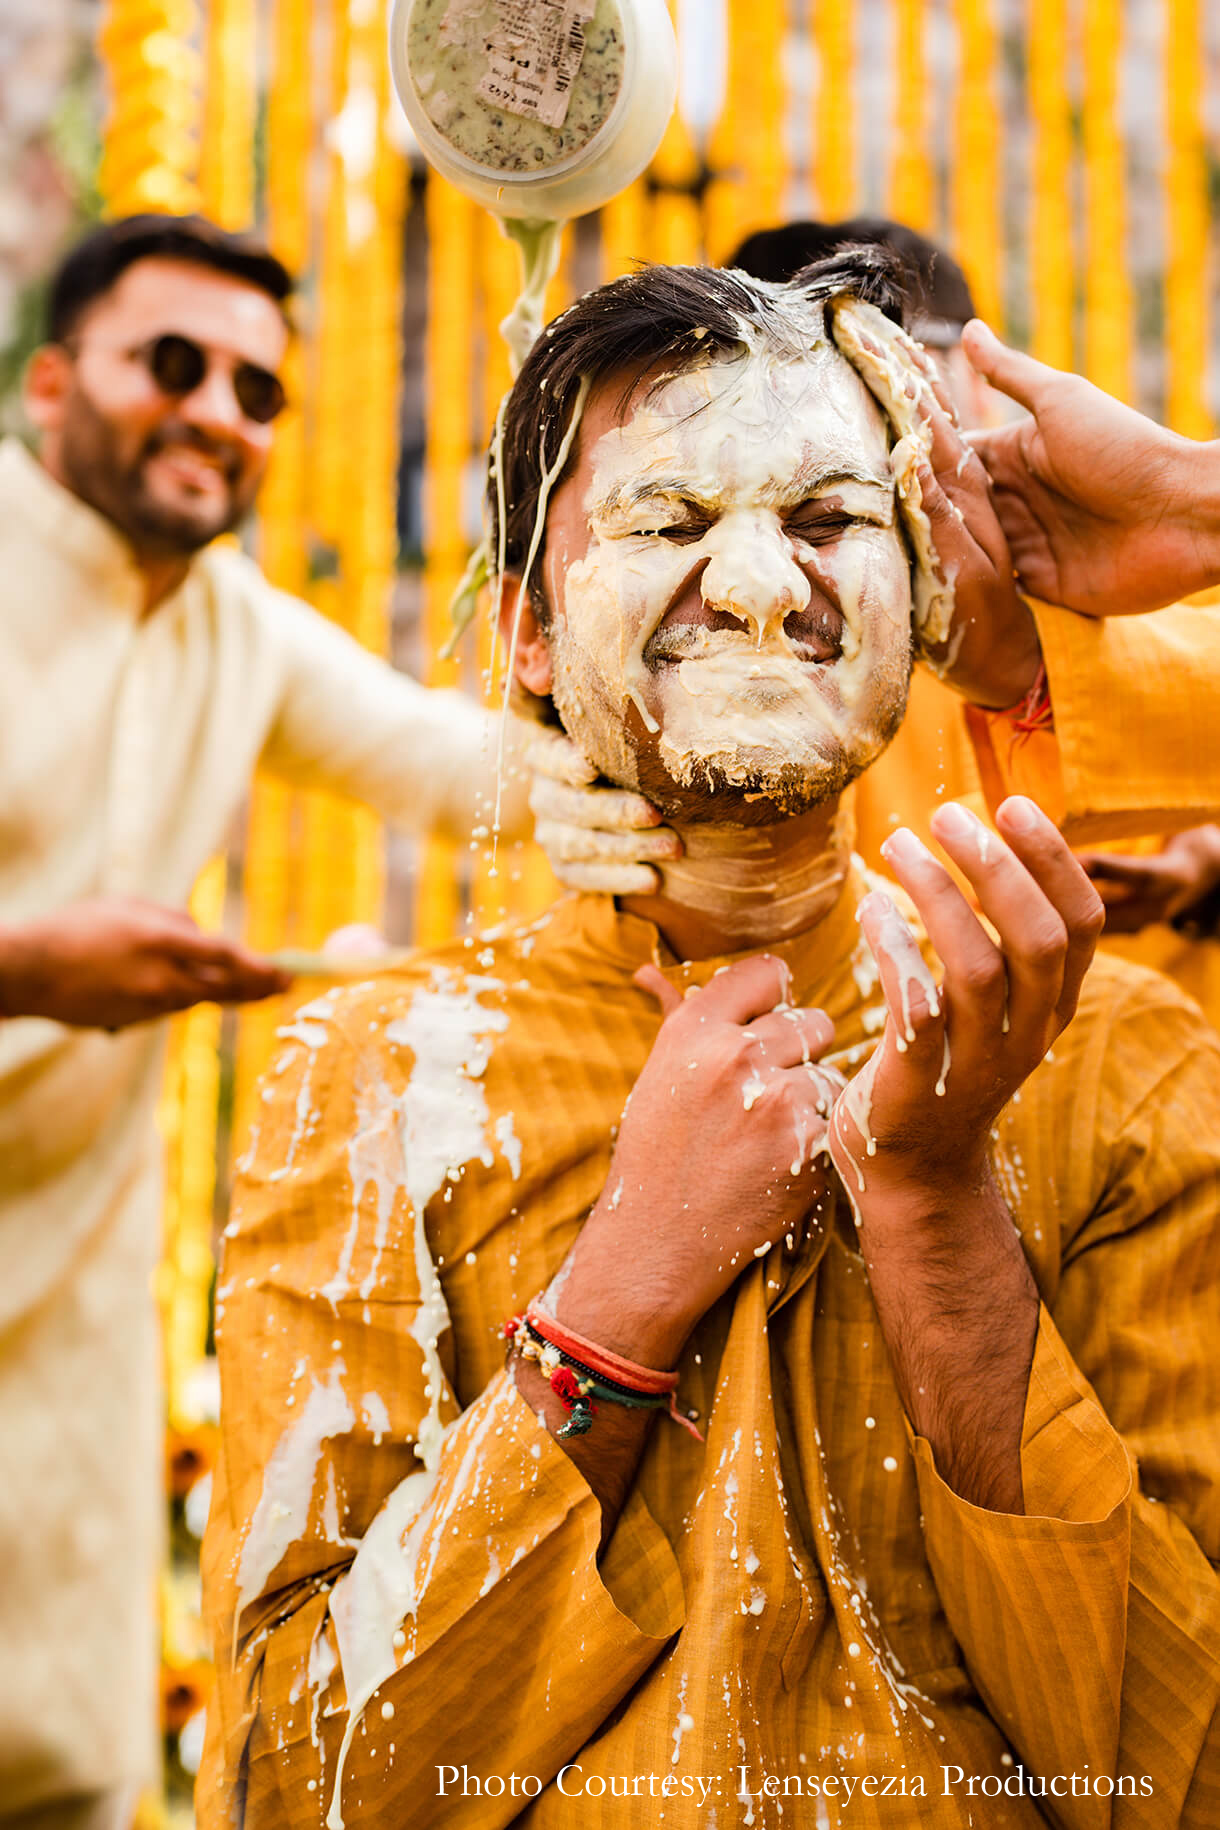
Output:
[857,1167,1040,1513]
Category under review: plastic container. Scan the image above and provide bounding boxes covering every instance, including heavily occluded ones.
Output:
[388,0,677,223]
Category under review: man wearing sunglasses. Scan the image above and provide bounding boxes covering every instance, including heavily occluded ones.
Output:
[0,213,674,1830]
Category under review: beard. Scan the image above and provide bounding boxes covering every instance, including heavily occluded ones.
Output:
[57,382,259,557]
[550,640,912,829]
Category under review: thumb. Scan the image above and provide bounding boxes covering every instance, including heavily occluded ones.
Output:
[633,962,684,1018]
[961,319,1057,411]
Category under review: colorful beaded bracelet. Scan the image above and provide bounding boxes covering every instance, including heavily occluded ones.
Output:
[505,1303,703,1442]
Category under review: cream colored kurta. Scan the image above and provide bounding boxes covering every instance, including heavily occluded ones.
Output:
[0,438,511,1813]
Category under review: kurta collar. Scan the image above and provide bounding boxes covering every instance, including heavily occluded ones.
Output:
[0,437,165,608]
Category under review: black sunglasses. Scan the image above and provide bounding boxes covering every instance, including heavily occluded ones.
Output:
[128,332,286,425]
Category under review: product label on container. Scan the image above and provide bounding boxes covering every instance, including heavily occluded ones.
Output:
[470,0,597,130]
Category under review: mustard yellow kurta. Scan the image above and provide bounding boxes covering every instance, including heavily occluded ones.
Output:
[202,883,1220,1829]
[964,598,1220,1026]
[969,599,1220,846]
[0,438,513,1811]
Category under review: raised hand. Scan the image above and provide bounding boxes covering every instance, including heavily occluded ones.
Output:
[902,348,1042,708]
[964,319,1220,616]
[832,309,1040,708]
[830,795,1104,1201]
[827,797,1104,1511]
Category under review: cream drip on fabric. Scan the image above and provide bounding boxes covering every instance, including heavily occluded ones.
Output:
[324,969,517,1829]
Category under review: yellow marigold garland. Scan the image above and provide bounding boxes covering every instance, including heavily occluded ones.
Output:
[1082,0,1131,399]
[889,0,933,231]
[1028,0,1074,371]
[953,0,1002,330]
[96,0,202,215]
[419,175,478,948]
[1165,0,1211,438]
[812,0,855,220]
[705,0,784,263]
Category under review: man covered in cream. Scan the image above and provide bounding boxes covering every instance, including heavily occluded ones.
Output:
[202,252,1219,1827]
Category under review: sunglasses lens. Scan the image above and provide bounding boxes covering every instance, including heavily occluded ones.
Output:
[149,334,207,395]
[234,366,286,425]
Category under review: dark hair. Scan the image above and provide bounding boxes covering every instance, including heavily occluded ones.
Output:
[729,217,976,330]
[490,245,909,599]
[46,214,295,343]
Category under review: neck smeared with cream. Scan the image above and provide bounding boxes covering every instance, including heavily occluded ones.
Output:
[621,799,854,961]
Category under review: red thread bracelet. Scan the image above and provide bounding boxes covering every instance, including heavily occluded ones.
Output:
[525,1302,679,1395]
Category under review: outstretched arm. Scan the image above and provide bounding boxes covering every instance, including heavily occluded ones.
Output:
[0,898,287,1028]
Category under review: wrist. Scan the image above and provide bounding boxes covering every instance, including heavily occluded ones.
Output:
[554,1213,699,1368]
[1172,434,1220,589]
[852,1150,995,1231]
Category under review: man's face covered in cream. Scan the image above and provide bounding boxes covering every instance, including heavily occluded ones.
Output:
[536,321,915,823]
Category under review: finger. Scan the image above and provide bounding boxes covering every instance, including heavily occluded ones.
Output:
[523,725,598,787]
[1076,851,1167,890]
[857,889,946,1058]
[187,959,292,1003]
[926,801,1065,1041]
[992,798,1105,1023]
[532,820,680,867]
[878,828,1005,1058]
[742,1005,836,1067]
[903,338,960,423]
[633,962,684,1019]
[1095,895,1169,935]
[918,387,974,481]
[169,928,258,969]
[690,953,794,1027]
[529,773,669,835]
[960,319,1058,411]
[549,859,660,894]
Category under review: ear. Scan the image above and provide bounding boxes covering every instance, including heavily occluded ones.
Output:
[497,577,554,696]
[23,344,74,434]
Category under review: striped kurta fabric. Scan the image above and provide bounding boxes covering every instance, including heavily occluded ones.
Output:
[200,880,1220,1829]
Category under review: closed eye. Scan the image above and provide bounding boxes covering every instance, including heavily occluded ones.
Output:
[634,520,710,544]
[786,512,856,544]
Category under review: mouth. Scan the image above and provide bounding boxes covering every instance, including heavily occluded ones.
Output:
[643,605,844,670]
[144,436,237,499]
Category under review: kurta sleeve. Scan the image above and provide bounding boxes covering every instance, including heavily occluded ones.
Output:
[199,999,683,1830]
[966,600,1220,845]
[910,973,1220,1827]
[253,580,532,842]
